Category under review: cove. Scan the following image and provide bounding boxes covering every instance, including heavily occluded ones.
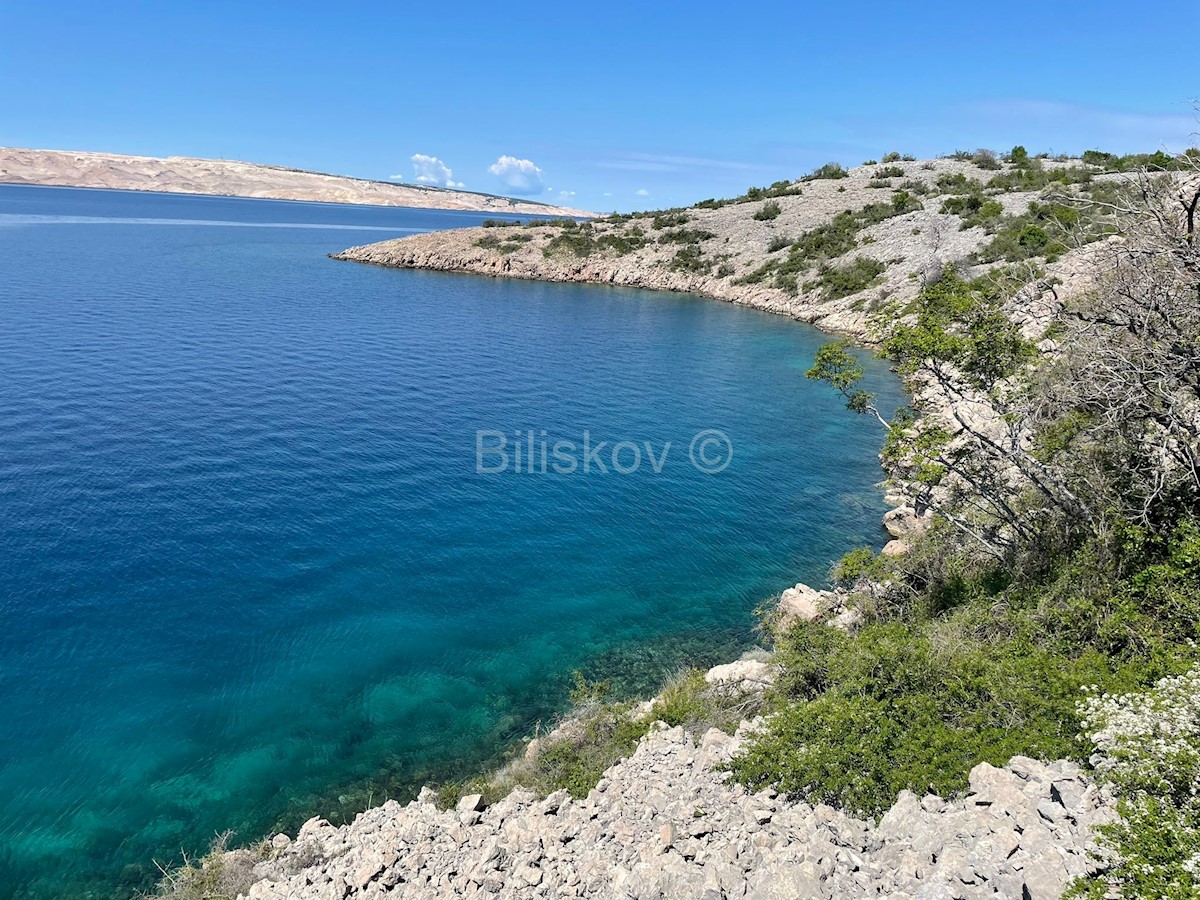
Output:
[0,185,905,900]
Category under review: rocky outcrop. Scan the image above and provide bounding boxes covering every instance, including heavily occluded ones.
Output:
[234,724,1108,900]
[0,147,595,216]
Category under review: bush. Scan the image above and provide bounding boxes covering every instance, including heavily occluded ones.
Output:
[753,200,782,221]
[939,195,1004,229]
[669,244,711,273]
[767,234,791,253]
[156,833,271,900]
[803,162,849,181]
[732,619,1130,816]
[542,222,597,257]
[874,165,905,179]
[1071,669,1200,898]
[810,256,886,299]
[739,196,921,293]
[972,149,1002,170]
[475,232,532,254]
[935,172,984,194]
[881,152,903,163]
[651,211,690,229]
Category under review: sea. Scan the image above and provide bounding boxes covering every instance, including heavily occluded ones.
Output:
[0,184,904,899]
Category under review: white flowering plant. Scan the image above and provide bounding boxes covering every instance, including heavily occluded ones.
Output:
[1070,670,1200,898]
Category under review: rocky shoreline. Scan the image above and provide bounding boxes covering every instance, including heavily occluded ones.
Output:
[202,157,1119,899]
[235,701,1107,899]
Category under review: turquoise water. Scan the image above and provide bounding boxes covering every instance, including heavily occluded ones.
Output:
[0,185,904,899]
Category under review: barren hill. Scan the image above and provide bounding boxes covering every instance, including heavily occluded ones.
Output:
[0,147,595,217]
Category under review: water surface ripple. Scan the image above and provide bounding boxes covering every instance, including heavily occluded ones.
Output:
[0,185,904,899]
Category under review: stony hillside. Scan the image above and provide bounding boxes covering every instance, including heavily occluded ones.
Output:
[334,152,1118,338]
[0,147,594,216]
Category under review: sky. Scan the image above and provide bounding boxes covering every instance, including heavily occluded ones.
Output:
[1,0,1197,212]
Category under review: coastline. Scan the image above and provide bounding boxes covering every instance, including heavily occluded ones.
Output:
[178,155,1123,899]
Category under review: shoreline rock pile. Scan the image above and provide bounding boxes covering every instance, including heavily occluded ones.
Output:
[235,719,1107,900]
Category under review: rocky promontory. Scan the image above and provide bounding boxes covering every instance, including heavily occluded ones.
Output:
[333,155,1103,341]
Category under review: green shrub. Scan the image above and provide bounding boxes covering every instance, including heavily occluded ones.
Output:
[739,196,921,293]
[940,195,1004,229]
[596,227,647,255]
[658,227,716,245]
[476,232,532,254]
[881,152,903,163]
[803,162,849,181]
[542,222,597,257]
[810,256,886,299]
[651,211,690,229]
[1070,668,1200,898]
[767,234,791,253]
[972,149,1002,170]
[935,172,984,194]
[669,245,710,273]
[753,200,782,221]
[732,620,1127,815]
[874,165,906,179]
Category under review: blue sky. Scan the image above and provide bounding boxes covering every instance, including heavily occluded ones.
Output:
[2,0,1196,212]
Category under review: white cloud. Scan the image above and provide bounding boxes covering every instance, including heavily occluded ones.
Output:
[488,155,545,195]
[557,190,576,200]
[410,153,464,188]
[602,192,612,197]
[635,188,650,197]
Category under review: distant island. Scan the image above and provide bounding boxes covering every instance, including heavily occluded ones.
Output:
[0,147,595,217]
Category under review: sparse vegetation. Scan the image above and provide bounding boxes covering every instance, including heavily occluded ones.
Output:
[807,256,887,299]
[739,193,921,294]
[475,232,532,254]
[651,211,690,229]
[434,668,762,806]
[753,200,782,221]
[802,162,849,182]
[765,157,1200,881]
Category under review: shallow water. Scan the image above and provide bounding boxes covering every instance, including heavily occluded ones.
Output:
[0,185,904,899]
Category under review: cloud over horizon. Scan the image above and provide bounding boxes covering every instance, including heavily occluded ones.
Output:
[409,153,464,188]
[488,156,544,195]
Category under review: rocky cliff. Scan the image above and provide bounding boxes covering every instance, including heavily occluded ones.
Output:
[0,147,595,216]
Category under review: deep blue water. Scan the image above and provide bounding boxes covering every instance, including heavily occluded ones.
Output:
[0,185,904,899]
